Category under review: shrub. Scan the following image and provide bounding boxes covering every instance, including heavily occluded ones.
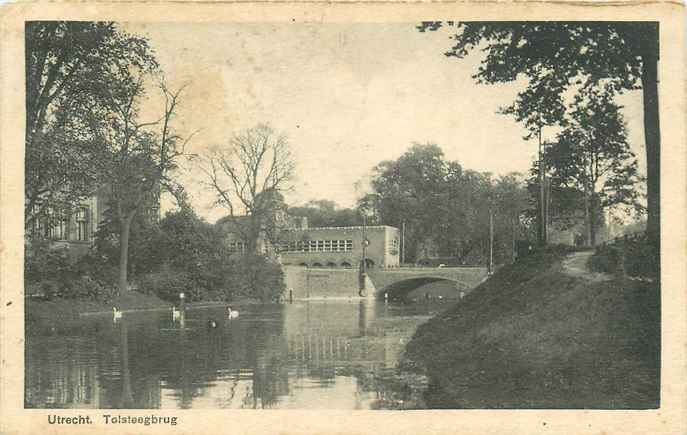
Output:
[589,239,658,279]
[624,241,659,279]
[24,238,77,285]
[228,255,285,302]
[63,275,115,300]
[137,270,196,302]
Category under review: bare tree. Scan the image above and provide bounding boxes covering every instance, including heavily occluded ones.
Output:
[94,73,193,294]
[202,124,295,254]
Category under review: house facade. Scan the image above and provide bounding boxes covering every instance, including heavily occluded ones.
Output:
[27,186,160,258]
[278,225,400,269]
[217,212,401,269]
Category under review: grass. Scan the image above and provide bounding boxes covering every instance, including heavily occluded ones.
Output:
[401,246,660,409]
[25,291,172,332]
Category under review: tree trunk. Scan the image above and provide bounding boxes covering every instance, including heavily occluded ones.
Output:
[511,216,516,263]
[641,52,660,250]
[589,194,597,247]
[584,188,592,247]
[118,211,135,293]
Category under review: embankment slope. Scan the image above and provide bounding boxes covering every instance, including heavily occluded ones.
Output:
[401,247,660,408]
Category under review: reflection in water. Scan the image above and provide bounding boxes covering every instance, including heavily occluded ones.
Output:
[25,300,438,409]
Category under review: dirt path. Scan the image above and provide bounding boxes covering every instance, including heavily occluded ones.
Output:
[562,250,613,282]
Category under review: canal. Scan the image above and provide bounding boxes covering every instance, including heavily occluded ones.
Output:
[25,299,446,409]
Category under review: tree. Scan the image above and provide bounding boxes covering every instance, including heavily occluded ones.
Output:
[418,22,660,248]
[287,200,360,227]
[492,173,531,262]
[24,21,157,231]
[203,124,295,254]
[437,164,492,263]
[89,69,191,293]
[544,86,643,246]
[365,143,447,262]
[364,143,532,264]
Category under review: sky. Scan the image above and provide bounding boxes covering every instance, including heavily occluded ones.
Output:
[125,22,646,223]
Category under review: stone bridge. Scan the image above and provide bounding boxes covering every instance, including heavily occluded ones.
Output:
[366,267,488,300]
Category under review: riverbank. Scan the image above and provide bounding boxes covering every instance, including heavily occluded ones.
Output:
[25,291,172,330]
[25,289,277,331]
[401,246,660,408]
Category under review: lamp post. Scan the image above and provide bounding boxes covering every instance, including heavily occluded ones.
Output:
[359,212,369,296]
[178,292,186,328]
[401,220,406,266]
[488,206,494,275]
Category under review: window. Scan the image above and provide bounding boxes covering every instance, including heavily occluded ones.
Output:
[388,237,399,254]
[46,209,68,241]
[278,238,353,253]
[76,207,89,241]
[228,241,245,254]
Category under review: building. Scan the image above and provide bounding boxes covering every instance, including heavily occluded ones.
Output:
[27,186,160,258]
[278,225,400,269]
[217,211,401,269]
[216,210,308,257]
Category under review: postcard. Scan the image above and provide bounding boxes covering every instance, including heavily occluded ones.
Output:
[1,1,685,434]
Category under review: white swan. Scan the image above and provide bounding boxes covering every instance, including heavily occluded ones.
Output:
[172,306,181,321]
[112,307,122,322]
[227,306,239,319]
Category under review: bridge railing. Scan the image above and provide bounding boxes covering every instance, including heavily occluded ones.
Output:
[396,263,485,269]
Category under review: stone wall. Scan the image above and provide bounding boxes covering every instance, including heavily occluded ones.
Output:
[283,266,369,299]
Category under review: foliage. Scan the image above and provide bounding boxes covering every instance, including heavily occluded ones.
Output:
[89,205,166,276]
[229,254,285,303]
[137,269,196,302]
[25,238,75,285]
[417,21,660,247]
[590,237,658,279]
[363,143,452,261]
[24,237,117,300]
[288,200,361,227]
[158,208,235,295]
[96,76,190,293]
[25,21,158,232]
[542,85,643,245]
[25,21,191,294]
[364,143,532,264]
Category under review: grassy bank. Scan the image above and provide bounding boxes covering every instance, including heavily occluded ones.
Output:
[401,246,660,409]
[25,291,172,331]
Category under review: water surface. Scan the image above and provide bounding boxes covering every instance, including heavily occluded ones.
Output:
[26,299,443,409]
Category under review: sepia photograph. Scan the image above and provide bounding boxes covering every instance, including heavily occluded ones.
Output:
[19,19,666,413]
